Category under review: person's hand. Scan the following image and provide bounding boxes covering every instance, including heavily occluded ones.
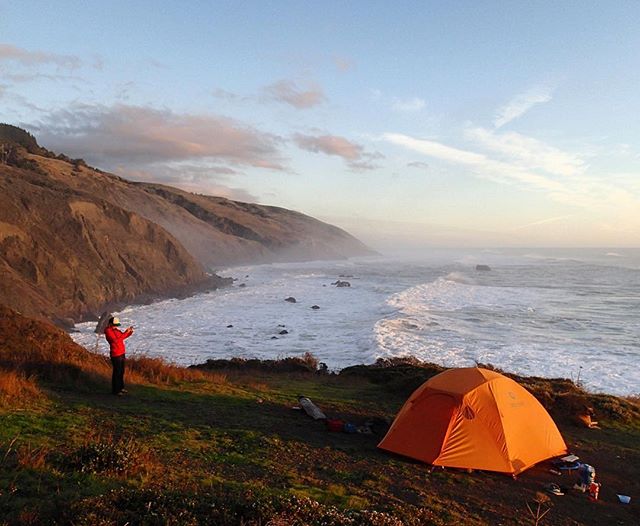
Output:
[127,326,134,334]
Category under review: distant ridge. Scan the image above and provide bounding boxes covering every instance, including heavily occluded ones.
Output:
[0,126,374,324]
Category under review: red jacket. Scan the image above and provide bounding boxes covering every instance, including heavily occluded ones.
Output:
[104,326,132,357]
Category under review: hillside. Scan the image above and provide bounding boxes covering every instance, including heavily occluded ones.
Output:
[1,306,638,525]
[1,124,373,269]
[0,157,212,325]
[0,124,373,322]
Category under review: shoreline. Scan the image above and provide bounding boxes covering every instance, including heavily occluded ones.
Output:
[71,254,640,397]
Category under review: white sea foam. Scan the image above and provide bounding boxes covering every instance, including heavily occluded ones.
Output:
[73,249,640,396]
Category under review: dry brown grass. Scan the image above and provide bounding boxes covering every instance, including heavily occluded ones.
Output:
[0,306,111,391]
[0,369,42,405]
[15,443,49,470]
[126,355,227,386]
[0,306,226,395]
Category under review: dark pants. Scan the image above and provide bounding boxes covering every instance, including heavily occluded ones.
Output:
[111,355,126,394]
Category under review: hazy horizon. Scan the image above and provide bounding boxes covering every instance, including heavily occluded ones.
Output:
[2,1,639,247]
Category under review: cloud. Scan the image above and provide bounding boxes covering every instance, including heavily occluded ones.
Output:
[494,85,553,128]
[511,215,573,231]
[0,43,80,69]
[294,133,383,171]
[212,88,251,103]
[118,164,256,201]
[294,134,361,160]
[407,161,429,170]
[30,103,286,170]
[392,97,426,112]
[384,132,640,212]
[383,132,586,203]
[465,127,586,177]
[1,71,84,83]
[334,56,355,72]
[263,79,325,109]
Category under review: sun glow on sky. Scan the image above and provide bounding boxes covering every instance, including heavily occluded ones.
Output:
[2,1,639,248]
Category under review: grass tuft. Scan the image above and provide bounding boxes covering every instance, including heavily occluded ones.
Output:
[0,369,41,405]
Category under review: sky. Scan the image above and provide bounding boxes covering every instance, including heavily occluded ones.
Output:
[1,1,639,249]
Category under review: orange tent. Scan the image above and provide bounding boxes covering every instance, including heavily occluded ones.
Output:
[378,367,567,475]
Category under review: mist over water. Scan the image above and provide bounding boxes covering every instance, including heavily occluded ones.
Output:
[73,248,640,396]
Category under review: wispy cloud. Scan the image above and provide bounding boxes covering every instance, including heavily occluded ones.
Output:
[465,127,586,177]
[494,85,553,128]
[511,215,573,230]
[294,133,383,171]
[212,88,244,102]
[1,71,85,83]
[383,132,640,213]
[263,79,326,109]
[118,164,256,201]
[0,43,80,69]
[383,132,589,204]
[407,161,429,170]
[392,97,425,112]
[30,103,286,170]
[334,56,355,72]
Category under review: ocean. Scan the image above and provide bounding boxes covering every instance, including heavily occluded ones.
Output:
[73,248,640,396]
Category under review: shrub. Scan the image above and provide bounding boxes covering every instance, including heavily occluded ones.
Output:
[126,355,227,386]
[66,434,154,478]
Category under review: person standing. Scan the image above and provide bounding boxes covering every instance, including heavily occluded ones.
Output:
[104,316,134,395]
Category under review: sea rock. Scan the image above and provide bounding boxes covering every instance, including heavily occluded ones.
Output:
[238,283,246,288]
[475,265,491,271]
[311,305,320,310]
[270,336,278,340]
[285,297,297,303]
[279,329,289,335]
[226,324,233,328]
[333,280,351,287]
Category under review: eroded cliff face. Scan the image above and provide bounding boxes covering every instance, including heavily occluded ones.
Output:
[23,153,374,269]
[0,159,209,324]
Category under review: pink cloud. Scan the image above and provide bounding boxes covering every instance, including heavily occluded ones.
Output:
[294,133,383,171]
[263,79,325,109]
[32,103,286,170]
[0,43,80,69]
[334,56,355,72]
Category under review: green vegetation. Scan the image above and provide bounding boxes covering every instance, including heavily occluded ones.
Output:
[1,309,639,525]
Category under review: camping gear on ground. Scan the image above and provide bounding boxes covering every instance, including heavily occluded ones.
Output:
[343,422,357,433]
[573,464,596,492]
[588,482,601,501]
[378,367,567,475]
[326,418,345,432]
[298,396,327,420]
[617,494,631,504]
[552,455,581,473]
[544,483,564,496]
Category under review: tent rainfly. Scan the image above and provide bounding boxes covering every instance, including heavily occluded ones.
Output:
[378,367,567,475]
